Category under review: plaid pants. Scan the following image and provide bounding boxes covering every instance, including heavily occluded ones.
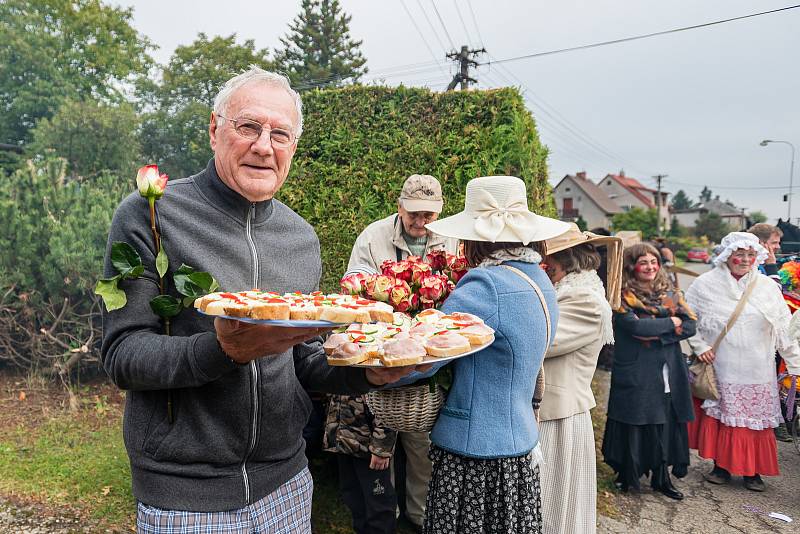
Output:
[136,468,313,534]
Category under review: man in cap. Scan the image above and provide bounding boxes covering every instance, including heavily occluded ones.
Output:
[348,174,459,272]
[347,174,458,532]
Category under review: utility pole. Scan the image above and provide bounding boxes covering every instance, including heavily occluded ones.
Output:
[653,174,668,236]
[446,45,485,91]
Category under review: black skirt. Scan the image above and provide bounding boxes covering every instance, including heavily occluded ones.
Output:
[602,393,690,490]
[423,445,542,534]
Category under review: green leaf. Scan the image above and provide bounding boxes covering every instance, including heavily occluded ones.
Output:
[149,295,182,318]
[155,243,168,278]
[182,296,196,308]
[95,276,126,311]
[110,242,144,279]
[174,264,220,297]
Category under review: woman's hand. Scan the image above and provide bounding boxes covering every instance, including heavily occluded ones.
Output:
[670,316,683,328]
[369,454,390,470]
[696,349,715,364]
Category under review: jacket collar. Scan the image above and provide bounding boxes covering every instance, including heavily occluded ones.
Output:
[391,213,450,255]
[194,158,274,224]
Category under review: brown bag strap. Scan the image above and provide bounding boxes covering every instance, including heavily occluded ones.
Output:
[711,275,759,353]
[500,265,552,347]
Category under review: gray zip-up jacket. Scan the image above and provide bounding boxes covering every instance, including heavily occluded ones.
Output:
[101,159,371,512]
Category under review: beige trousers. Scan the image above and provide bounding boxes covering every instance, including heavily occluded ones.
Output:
[390,430,432,527]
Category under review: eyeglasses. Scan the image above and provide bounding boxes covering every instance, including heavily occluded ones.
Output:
[216,114,297,148]
[405,211,437,222]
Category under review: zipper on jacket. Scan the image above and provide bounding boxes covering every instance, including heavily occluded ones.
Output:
[241,203,260,504]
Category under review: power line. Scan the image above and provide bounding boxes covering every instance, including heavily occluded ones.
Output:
[487,4,800,66]
[430,0,456,50]
[452,0,473,46]
[465,0,485,48]
[400,0,448,73]
[664,179,787,191]
[483,54,656,176]
[414,0,448,54]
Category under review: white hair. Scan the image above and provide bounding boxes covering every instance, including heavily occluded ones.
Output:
[212,66,304,138]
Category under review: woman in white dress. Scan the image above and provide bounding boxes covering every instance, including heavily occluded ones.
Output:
[686,232,800,491]
[538,224,622,533]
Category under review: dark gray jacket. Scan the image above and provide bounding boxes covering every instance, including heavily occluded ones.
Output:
[607,292,696,426]
[101,159,370,512]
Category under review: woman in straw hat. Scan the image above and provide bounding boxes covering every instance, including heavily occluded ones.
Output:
[538,224,622,534]
[411,175,570,534]
[602,243,697,500]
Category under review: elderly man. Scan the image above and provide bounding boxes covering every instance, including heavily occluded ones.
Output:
[347,175,458,532]
[748,222,782,281]
[101,68,410,533]
[348,174,459,272]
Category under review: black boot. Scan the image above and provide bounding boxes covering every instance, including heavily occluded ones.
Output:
[652,464,684,500]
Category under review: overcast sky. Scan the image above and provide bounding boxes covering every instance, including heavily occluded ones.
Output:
[118,0,799,224]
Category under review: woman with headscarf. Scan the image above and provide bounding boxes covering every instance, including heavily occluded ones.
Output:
[538,224,622,533]
[392,175,570,534]
[602,242,697,500]
[686,232,800,491]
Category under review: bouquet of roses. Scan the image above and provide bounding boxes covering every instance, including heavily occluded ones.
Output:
[340,251,468,314]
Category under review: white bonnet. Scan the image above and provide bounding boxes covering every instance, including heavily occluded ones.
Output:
[712,231,769,267]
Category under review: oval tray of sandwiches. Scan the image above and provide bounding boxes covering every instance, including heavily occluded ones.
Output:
[324,308,495,368]
[194,290,397,327]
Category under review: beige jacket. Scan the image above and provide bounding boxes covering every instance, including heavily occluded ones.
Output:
[540,285,606,422]
[347,213,459,273]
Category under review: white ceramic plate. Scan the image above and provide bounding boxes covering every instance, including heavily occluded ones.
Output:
[197,309,347,328]
[347,337,495,368]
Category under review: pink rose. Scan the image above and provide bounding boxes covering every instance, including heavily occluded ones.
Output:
[381,260,414,283]
[418,274,451,305]
[388,280,415,312]
[410,262,433,287]
[136,165,168,200]
[365,275,395,302]
[426,249,448,272]
[340,273,371,296]
[446,255,469,284]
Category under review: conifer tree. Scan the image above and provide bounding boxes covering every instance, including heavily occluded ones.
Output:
[670,189,694,210]
[274,0,368,90]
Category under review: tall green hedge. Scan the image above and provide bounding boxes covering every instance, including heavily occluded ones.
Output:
[0,85,553,372]
[280,85,554,290]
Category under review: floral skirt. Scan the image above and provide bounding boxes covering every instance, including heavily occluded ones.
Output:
[688,397,779,476]
[422,445,542,534]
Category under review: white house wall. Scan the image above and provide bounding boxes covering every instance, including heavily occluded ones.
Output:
[553,177,614,229]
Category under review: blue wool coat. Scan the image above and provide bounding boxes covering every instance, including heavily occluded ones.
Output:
[424,260,558,459]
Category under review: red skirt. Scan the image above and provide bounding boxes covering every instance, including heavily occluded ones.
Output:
[688,397,779,476]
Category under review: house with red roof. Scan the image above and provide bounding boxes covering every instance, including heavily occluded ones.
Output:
[597,170,671,231]
[552,172,623,230]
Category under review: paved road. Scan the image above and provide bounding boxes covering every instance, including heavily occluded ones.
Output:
[598,260,800,533]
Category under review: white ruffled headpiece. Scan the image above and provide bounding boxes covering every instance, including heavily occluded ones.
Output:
[711,231,768,267]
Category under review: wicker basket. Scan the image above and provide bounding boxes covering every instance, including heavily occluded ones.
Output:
[365,382,446,433]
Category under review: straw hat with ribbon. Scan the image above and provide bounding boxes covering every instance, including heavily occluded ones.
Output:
[425,176,571,245]
[544,223,623,309]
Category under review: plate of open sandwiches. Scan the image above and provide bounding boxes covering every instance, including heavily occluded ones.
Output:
[324,308,495,367]
[194,290,395,327]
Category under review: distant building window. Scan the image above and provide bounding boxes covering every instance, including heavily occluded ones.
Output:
[565,187,571,192]
[607,180,612,185]
[578,196,582,201]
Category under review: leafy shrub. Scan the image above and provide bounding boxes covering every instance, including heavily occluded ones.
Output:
[0,157,128,371]
[282,85,553,290]
[1,85,553,372]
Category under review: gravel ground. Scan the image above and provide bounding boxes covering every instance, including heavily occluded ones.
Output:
[594,369,800,534]
[0,497,98,534]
